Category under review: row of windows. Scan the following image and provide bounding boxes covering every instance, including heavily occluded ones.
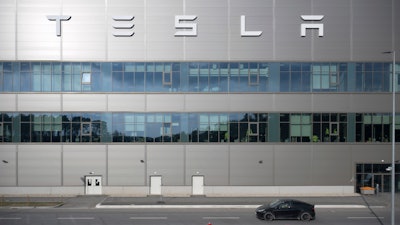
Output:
[1,112,399,143]
[0,62,398,93]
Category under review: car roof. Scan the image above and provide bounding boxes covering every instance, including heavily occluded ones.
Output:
[278,199,312,205]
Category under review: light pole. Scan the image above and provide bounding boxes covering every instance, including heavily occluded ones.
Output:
[383,50,396,225]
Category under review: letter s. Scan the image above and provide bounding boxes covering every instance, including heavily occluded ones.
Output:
[174,15,197,37]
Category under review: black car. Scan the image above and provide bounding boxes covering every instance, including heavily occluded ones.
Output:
[256,199,315,221]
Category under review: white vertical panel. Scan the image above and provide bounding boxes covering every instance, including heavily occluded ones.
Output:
[0,94,17,111]
[62,0,106,60]
[185,145,229,185]
[0,145,17,186]
[108,145,145,185]
[18,145,62,186]
[147,145,184,185]
[185,0,228,60]
[0,0,16,60]
[63,145,106,186]
[145,0,183,60]
[107,0,146,60]
[17,0,61,60]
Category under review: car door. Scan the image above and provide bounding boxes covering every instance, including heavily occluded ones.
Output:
[274,201,294,219]
[275,201,299,219]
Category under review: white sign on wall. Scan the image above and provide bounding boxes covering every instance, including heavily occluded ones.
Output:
[46,14,324,38]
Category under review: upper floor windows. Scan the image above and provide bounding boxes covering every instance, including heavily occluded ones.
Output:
[0,61,397,93]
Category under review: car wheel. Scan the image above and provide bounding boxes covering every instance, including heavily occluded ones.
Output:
[299,212,312,221]
[264,212,275,221]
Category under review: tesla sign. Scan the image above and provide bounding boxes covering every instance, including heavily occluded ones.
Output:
[47,14,324,38]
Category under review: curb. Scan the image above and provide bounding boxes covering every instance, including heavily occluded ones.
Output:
[95,204,380,209]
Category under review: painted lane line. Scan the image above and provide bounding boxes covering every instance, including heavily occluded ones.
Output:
[202,217,240,220]
[130,217,168,220]
[57,217,95,220]
[0,218,22,220]
[348,217,384,219]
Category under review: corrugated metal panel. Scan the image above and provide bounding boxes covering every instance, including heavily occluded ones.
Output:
[108,145,145,185]
[63,145,106,185]
[0,145,17,186]
[274,145,312,186]
[18,145,61,186]
[185,145,229,185]
[230,145,275,185]
[0,0,16,60]
[147,145,184,185]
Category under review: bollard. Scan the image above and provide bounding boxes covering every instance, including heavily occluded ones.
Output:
[208,222,212,225]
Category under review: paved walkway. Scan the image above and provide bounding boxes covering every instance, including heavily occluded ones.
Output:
[1,193,399,209]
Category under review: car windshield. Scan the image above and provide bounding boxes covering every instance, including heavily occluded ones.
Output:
[269,200,283,208]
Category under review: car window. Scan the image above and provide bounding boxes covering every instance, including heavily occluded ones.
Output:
[270,200,282,208]
[279,202,291,209]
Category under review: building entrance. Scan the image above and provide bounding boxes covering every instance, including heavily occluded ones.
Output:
[355,163,400,193]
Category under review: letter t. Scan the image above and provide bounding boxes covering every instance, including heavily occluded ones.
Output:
[47,15,71,36]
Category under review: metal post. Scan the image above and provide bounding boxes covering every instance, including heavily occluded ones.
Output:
[391,51,396,225]
[383,50,396,225]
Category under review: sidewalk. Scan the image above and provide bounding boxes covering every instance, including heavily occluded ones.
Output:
[96,194,398,209]
[1,193,398,209]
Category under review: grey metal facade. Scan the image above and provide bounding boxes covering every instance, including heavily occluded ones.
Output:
[0,0,399,196]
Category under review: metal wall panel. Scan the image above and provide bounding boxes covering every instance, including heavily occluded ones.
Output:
[0,145,17,186]
[107,94,146,112]
[274,0,312,61]
[185,94,230,112]
[62,0,106,61]
[185,145,229,185]
[274,145,312,186]
[311,145,352,185]
[0,0,16,60]
[107,145,145,186]
[63,145,106,185]
[0,94,16,111]
[351,0,393,61]
[146,94,185,112]
[145,0,183,60]
[18,145,61,186]
[146,145,184,185]
[313,0,351,61]
[1,0,397,61]
[7,93,399,113]
[18,94,61,112]
[229,145,275,185]
[107,0,145,60]
[229,0,274,60]
[17,0,61,60]
[62,94,107,112]
[185,0,229,60]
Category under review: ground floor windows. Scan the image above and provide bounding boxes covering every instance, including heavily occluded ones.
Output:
[0,112,399,143]
[355,163,400,193]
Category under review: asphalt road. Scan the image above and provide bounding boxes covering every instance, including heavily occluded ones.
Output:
[0,207,397,225]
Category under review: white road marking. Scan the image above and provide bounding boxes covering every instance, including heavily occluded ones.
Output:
[130,217,168,220]
[202,217,240,220]
[348,217,384,219]
[0,217,21,220]
[57,217,95,220]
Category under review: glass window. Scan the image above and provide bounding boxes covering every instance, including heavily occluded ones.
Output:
[82,72,91,84]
